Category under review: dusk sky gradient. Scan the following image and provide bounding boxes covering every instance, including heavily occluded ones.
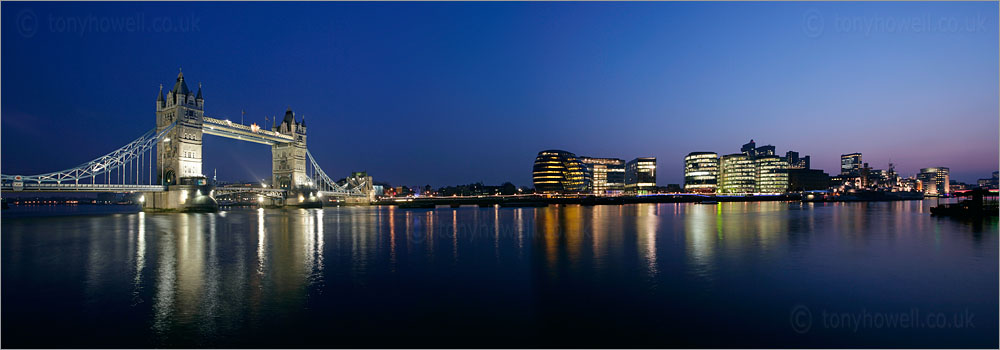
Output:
[3,2,997,187]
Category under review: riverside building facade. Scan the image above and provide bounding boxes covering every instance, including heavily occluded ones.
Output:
[625,157,657,194]
[918,167,950,196]
[720,154,756,193]
[700,139,794,194]
[755,155,790,193]
[532,150,586,193]
[841,153,863,176]
[580,157,625,194]
[683,152,719,193]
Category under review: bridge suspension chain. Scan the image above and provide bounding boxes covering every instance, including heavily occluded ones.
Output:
[305,150,367,196]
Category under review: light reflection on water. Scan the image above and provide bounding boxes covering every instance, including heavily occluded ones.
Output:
[1,201,997,348]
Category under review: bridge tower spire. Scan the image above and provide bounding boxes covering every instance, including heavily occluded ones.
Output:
[156,70,205,185]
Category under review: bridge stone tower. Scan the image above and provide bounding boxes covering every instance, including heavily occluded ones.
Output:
[156,70,204,185]
[272,108,308,190]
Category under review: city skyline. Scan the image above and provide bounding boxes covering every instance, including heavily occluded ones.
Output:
[2,2,997,187]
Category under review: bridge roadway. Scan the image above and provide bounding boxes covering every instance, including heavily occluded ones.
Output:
[213,186,361,199]
[202,117,295,145]
[0,183,355,200]
[0,183,167,192]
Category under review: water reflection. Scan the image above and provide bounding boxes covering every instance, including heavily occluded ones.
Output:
[452,209,458,262]
[140,209,334,344]
[636,204,658,279]
[533,204,662,281]
[257,208,266,276]
[132,212,146,306]
[1,202,996,348]
[684,203,718,279]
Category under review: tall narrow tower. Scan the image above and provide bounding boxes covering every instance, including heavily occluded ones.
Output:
[271,107,308,189]
[156,70,205,185]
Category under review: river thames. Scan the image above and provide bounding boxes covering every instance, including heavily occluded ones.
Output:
[2,201,996,348]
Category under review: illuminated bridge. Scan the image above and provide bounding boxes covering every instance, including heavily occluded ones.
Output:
[1,71,372,211]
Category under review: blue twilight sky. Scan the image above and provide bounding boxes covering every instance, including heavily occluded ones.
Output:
[2,2,997,187]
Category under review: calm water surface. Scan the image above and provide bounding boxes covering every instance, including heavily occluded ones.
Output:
[2,201,996,348]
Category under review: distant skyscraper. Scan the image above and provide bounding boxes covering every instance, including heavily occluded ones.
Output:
[684,152,719,193]
[532,150,585,193]
[785,151,810,169]
[719,153,755,193]
[741,139,757,158]
[841,153,862,176]
[625,157,656,194]
[580,156,625,194]
[917,167,950,196]
[755,145,776,157]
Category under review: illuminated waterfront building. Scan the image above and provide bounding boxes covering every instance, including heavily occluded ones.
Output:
[532,150,586,193]
[917,167,950,196]
[754,155,789,194]
[625,157,656,194]
[719,154,755,193]
[683,152,719,193]
[700,140,804,194]
[899,177,921,192]
[580,157,625,194]
[841,153,862,176]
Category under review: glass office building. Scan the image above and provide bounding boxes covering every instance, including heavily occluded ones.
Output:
[917,167,950,196]
[532,150,586,193]
[580,157,625,194]
[755,155,789,194]
[625,157,656,194]
[719,154,756,193]
[841,153,862,176]
[684,152,719,193]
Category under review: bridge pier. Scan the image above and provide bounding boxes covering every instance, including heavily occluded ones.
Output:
[259,196,284,209]
[141,184,218,212]
[338,196,371,206]
[284,188,323,208]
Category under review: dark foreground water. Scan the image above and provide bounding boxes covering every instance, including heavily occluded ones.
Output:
[2,201,997,348]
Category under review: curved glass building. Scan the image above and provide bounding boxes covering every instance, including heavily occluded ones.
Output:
[720,154,755,193]
[755,155,789,194]
[533,150,586,193]
[684,152,719,193]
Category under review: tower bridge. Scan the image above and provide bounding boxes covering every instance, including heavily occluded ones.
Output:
[1,71,373,211]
